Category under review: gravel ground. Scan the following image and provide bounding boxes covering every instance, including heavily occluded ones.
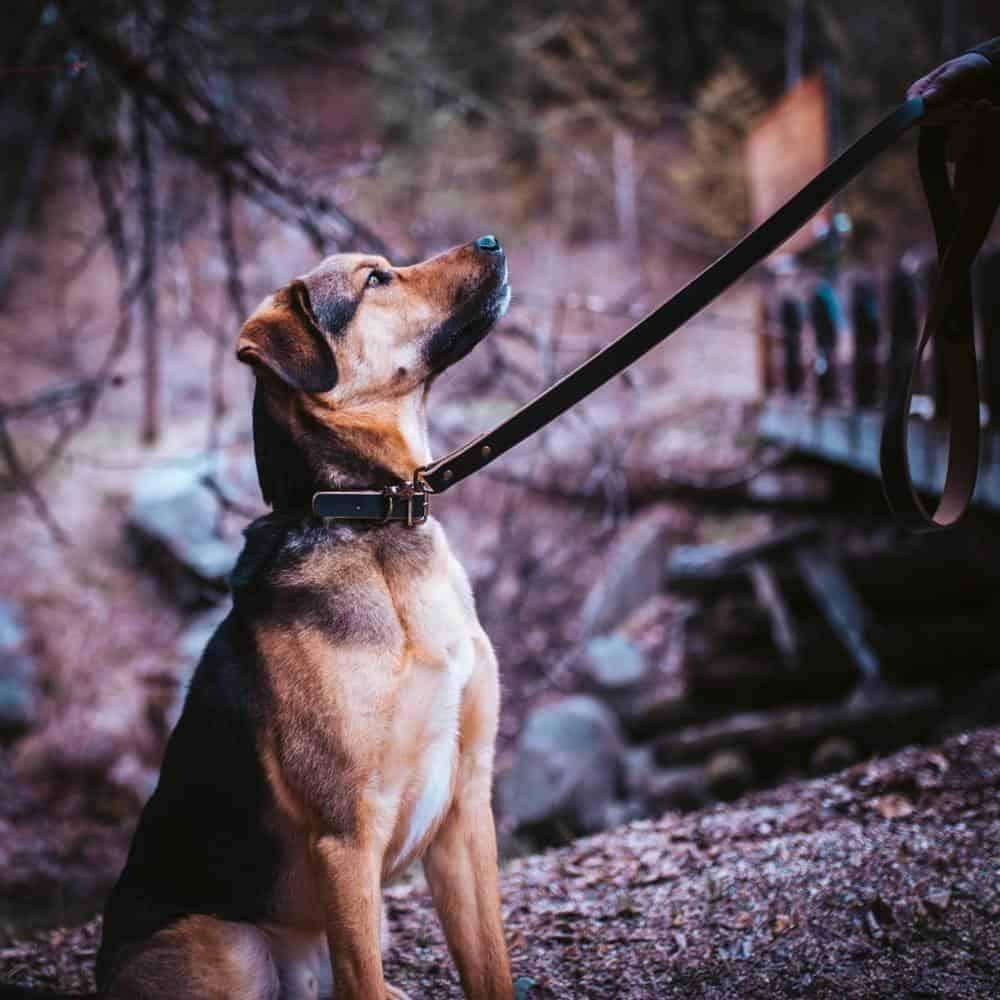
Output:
[3,727,999,998]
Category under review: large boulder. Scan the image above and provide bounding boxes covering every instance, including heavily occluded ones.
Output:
[127,462,243,607]
[504,695,625,844]
[0,600,37,742]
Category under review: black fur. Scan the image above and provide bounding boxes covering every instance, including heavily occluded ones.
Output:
[251,385,400,511]
[309,285,359,338]
[97,615,281,990]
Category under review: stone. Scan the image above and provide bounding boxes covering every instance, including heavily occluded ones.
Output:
[578,633,651,718]
[580,634,648,690]
[0,600,37,742]
[504,695,625,845]
[705,749,754,802]
[645,764,710,813]
[624,746,709,815]
[127,461,243,607]
[811,737,859,775]
[177,602,232,675]
[578,506,686,638]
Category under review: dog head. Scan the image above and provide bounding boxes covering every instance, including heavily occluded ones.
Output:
[237,237,510,507]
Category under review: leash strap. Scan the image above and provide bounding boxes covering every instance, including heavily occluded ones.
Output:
[417,98,927,494]
[879,112,1000,530]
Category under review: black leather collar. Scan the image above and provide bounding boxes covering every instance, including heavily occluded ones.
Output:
[312,481,429,525]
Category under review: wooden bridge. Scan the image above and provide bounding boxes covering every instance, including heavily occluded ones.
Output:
[756,246,1000,511]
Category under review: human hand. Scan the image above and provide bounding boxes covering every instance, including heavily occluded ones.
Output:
[908,53,995,122]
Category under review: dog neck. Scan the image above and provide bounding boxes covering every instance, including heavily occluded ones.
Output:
[252,383,432,514]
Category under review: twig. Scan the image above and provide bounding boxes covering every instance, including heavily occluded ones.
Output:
[209,174,247,451]
[200,473,260,520]
[0,417,69,545]
[134,93,160,444]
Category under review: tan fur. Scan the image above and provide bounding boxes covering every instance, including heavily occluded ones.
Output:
[104,242,513,999]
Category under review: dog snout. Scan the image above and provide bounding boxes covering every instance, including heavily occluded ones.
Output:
[475,234,503,255]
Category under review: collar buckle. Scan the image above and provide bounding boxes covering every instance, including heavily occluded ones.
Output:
[382,477,430,527]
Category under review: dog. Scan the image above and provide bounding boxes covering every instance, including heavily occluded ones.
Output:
[95,236,515,999]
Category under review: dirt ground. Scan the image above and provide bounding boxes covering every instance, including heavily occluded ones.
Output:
[3,727,998,998]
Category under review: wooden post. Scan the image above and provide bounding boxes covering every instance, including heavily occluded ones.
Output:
[809,281,840,404]
[613,128,640,268]
[756,296,773,397]
[785,0,806,91]
[796,546,881,686]
[850,277,880,408]
[779,296,804,396]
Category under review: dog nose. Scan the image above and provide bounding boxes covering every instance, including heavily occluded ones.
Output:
[475,234,502,254]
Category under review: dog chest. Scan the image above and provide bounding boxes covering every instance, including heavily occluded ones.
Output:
[381,544,483,874]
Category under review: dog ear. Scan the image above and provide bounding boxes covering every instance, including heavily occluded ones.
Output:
[236,281,338,393]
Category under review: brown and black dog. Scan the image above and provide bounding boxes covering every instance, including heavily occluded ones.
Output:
[95,237,514,999]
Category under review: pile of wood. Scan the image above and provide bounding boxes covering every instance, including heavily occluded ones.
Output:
[504,493,1000,847]
[633,512,1000,806]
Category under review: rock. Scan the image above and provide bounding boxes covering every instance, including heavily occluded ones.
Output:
[0,600,37,742]
[579,506,687,638]
[177,602,232,675]
[645,765,710,813]
[625,747,708,814]
[580,634,648,690]
[578,634,650,717]
[504,695,625,844]
[811,737,859,775]
[101,751,159,817]
[127,462,243,607]
[705,749,754,801]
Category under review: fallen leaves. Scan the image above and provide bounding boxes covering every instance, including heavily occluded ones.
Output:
[924,887,952,913]
[870,794,915,820]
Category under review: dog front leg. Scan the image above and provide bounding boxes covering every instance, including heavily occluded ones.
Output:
[312,836,393,999]
[423,791,513,1000]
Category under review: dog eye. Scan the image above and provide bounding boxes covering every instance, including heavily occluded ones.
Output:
[366,270,390,288]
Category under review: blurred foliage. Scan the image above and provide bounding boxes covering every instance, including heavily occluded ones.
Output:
[3,0,1000,262]
[668,61,767,243]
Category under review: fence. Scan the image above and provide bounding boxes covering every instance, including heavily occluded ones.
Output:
[756,246,1000,511]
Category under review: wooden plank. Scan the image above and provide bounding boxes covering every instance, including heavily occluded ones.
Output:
[758,399,1000,512]
[654,687,939,766]
[748,559,799,668]
[796,546,880,684]
[667,521,820,592]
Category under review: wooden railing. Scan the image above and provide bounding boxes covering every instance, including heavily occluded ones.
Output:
[757,247,1000,510]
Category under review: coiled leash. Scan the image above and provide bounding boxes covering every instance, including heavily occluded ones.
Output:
[880,107,1000,529]
[314,96,1000,531]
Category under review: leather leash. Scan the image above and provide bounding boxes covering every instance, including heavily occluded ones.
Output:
[313,96,997,530]
[879,109,1000,530]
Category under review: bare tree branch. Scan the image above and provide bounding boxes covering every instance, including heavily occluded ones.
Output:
[134,94,160,444]
[0,417,69,545]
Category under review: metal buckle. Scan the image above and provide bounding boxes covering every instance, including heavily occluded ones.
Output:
[381,473,430,528]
